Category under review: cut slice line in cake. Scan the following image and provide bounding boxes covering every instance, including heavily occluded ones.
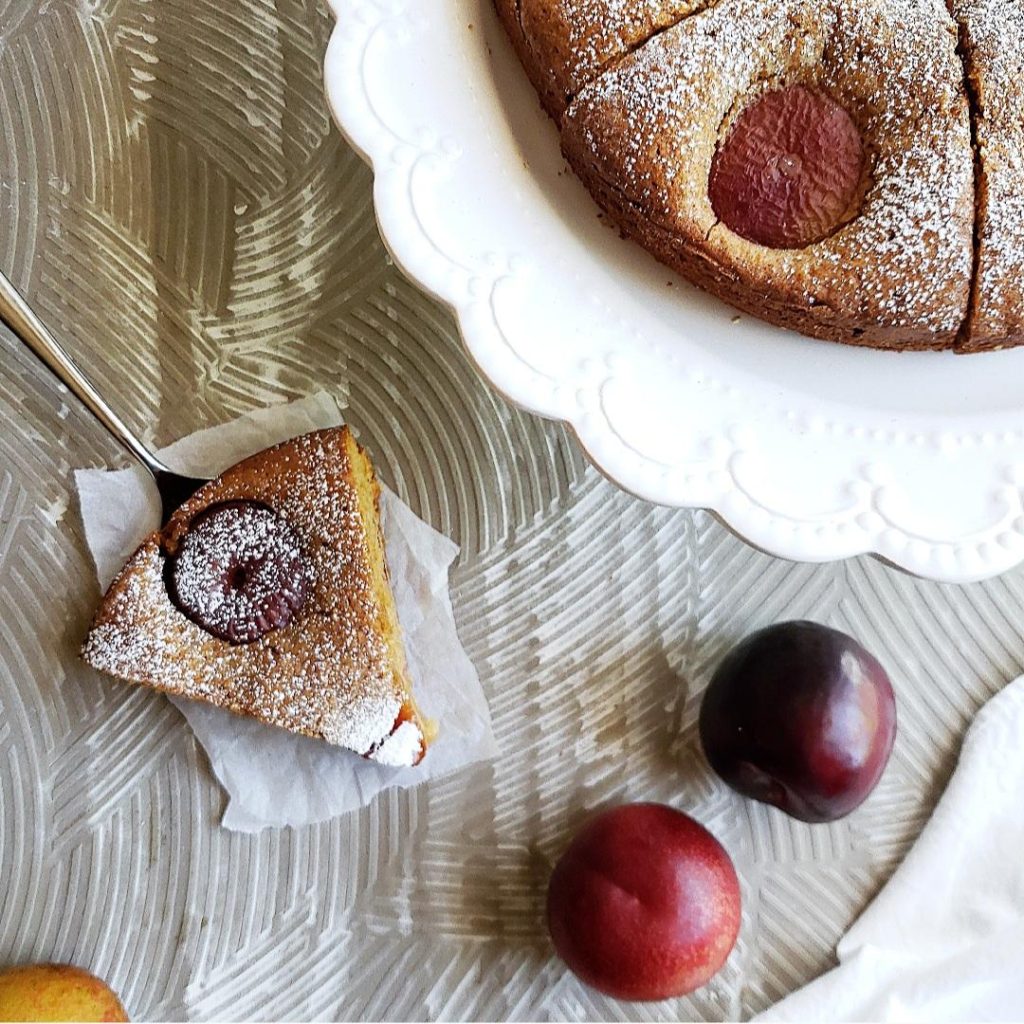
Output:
[949,0,1024,352]
[82,427,430,768]
[499,0,717,120]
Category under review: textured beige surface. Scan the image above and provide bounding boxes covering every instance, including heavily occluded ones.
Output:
[0,1,1020,1020]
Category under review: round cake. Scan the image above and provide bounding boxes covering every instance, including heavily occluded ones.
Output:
[495,0,1024,352]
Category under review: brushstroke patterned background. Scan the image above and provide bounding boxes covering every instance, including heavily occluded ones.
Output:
[0,0,1020,1018]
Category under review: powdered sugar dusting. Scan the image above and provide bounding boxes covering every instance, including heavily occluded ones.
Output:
[82,429,423,764]
[369,720,427,766]
[561,0,975,340]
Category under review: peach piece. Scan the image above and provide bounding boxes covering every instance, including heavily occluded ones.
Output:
[0,964,128,1023]
[547,803,740,1001]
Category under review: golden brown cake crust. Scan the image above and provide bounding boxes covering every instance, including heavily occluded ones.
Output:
[82,427,427,766]
[497,0,1024,351]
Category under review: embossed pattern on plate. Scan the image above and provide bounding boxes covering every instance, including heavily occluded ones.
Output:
[323,0,1024,583]
[0,1,1021,1021]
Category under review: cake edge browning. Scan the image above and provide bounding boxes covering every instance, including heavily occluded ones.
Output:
[494,0,566,121]
[341,428,432,765]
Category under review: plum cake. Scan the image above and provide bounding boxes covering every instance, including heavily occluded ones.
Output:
[83,427,429,767]
[498,0,1024,351]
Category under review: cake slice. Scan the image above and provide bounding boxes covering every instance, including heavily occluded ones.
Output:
[82,427,429,767]
[560,0,974,348]
[950,0,1024,351]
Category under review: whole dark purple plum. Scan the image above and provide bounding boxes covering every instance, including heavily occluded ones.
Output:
[699,621,896,823]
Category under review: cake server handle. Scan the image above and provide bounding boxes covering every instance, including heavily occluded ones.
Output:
[0,269,208,520]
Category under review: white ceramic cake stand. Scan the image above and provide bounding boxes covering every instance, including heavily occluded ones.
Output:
[323,0,1024,583]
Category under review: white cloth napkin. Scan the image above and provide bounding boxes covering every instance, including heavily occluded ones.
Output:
[757,676,1024,1023]
[75,392,498,831]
